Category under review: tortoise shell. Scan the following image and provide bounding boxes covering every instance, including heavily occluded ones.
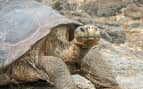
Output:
[0,0,81,68]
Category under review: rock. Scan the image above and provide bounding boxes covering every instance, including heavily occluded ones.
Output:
[122,0,135,4]
[60,10,94,24]
[96,8,116,17]
[128,22,143,30]
[123,3,143,19]
[125,22,143,50]
[83,43,115,80]
[135,0,143,6]
[97,23,126,44]
[37,0,125,17]
[82,0,124,17]
[72,75,96,89]
[83,39,143,89]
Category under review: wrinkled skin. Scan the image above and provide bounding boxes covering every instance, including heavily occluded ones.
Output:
[0,25,120,89]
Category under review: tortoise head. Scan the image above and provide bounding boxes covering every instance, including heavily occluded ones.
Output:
[74,25,100,48]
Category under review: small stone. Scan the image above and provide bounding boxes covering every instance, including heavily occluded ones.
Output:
[72,74,96,89]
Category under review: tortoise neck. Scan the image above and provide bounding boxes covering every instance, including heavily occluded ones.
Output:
[61,43,90,63]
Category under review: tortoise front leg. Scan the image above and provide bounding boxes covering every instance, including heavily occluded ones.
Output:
[6,56,77,89]
[38,56,77,89]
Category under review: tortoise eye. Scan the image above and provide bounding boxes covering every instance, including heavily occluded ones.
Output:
[80,28,84,32]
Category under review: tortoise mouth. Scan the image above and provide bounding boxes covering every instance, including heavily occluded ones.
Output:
[78,35,100,41]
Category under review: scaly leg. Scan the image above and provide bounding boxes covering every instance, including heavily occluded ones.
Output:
[38,56,77,89]
[2,56,77,89]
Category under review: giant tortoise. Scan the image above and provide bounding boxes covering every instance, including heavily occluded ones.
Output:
[0,0,120,89]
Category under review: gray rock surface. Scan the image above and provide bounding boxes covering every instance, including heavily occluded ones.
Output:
[72,75,96,89]
[97,23,126,44]
[80,0,124,17]
[123,3,143,19]
[93,39,143,89]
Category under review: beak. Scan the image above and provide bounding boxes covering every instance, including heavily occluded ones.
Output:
[88,36,96,40]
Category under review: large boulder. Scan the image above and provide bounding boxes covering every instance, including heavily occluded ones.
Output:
[84,39,143,89]
[72,75,96,89]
